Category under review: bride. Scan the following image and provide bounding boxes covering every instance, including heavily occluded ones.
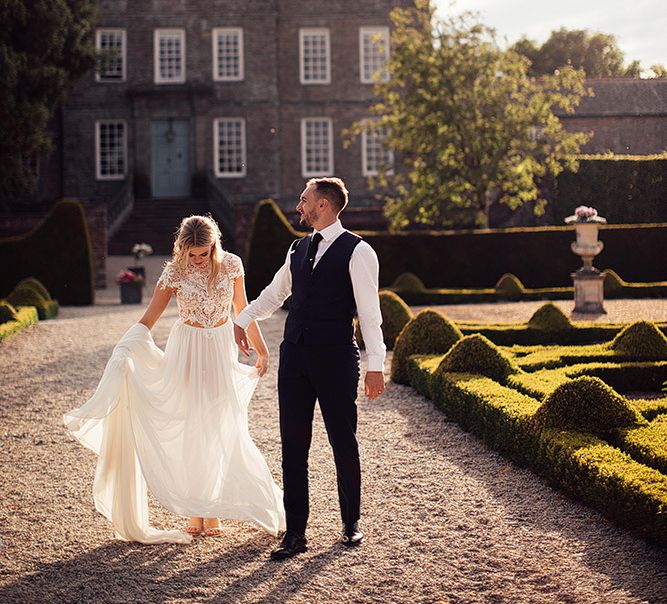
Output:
[64,215,285,543]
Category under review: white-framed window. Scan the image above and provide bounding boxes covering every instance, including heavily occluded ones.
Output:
[154,29,186,84]
[301,118,333,177]
[299,28,330,85]
[95,28,126,82]
[95,120,127,180]
[212,28,244,81]
[359,27,390,83]
[362,122,393,176]
[214,118,246,177]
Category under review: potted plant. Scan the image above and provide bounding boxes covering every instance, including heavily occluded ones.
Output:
[565,205,607,251]
[128,243,153,283]
[116,270,144,304]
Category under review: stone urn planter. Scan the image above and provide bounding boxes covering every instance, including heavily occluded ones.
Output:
[565,206,607,314]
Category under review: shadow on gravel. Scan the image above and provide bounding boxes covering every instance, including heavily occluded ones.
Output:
[0,538,344,603]
[207,544,344,603]
[371,380,667,603]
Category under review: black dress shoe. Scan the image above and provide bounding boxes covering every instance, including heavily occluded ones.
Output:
[341,522,363,546]
[270,532,307,560]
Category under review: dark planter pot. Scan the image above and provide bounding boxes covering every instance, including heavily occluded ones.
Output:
[127,265,146,282]
[120,281,143,304]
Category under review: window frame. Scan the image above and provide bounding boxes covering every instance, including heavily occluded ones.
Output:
[212,27,244,82]
[213,117,247,178]
[154,28,186,84]
[359,26,390,84]
[361,121,393,177]
[301,117,334,177]
[95,28,127,83]
[299,28,331,85]
[95,119,127,181]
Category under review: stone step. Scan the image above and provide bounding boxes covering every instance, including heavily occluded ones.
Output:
[109,198,212,255]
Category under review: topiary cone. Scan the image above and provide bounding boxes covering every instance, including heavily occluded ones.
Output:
[528,302,573,331]
[610,320,667,360]
[435,334,521,384]
[533,376,646,438]
[391,309,463,385]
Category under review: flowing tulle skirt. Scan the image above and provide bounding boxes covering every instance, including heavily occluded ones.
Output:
[64,320,286,544]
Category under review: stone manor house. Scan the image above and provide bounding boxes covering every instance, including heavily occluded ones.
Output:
[26,0,413,254]
[12,0,667,259]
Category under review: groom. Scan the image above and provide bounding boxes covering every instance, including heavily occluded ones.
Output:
[234,177,386,560]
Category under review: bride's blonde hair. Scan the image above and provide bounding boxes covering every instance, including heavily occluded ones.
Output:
[172,215,224,291]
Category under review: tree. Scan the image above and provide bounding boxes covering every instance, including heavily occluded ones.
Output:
[356,0,590,229]
[512,28,660,78]
[0,0,97,201]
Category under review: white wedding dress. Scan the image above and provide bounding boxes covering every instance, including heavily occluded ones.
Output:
[64,252,286,544]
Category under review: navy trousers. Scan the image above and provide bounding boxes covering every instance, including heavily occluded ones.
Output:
[277,339,361,535]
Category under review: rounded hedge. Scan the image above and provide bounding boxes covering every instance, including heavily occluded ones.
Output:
[534,376,646,437]
[8,285,47,307]
[610,321,667,360]
[391,310,463,384]
[16,277,52,301]
[495,273,524,299]
[0,301,18,324]
[603,269,625,296]
[392,272,425,292]
[0,199,94,305]
[379,289,414,350]
[528,302,573,331]
[435,334,521,383]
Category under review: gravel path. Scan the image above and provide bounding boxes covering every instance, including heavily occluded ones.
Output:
[1,258,667,603]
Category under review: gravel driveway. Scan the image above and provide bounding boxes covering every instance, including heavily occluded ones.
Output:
[1,258,666,603]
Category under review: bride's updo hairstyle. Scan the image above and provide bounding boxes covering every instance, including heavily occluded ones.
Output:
[172,214,224,292]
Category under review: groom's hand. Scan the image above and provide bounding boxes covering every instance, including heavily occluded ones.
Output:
[364,371,385,400]
[234,323,251,357]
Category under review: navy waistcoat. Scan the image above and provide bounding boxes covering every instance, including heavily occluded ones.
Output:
[284,231,362,346]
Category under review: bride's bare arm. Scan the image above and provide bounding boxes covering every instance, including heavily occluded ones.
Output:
[138,285,173,330]
[232,275,269,375]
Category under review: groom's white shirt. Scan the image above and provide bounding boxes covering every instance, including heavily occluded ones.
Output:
[234,219,386,373]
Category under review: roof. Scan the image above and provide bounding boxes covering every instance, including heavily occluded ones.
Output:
[566,78,667,117]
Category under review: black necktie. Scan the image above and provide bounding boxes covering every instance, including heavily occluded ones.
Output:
[307,232,323,271]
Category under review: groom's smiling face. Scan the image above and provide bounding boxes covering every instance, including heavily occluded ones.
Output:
[296,184,321,229]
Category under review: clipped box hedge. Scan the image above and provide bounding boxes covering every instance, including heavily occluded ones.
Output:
[0,199,95,305]
[0,306,38,341]
[243,198,667,297]
[408,357,667,545]
[554,156,667,225]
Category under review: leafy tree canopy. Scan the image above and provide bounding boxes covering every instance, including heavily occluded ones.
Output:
[354,0,590,229]
[512,28,666,78]
[0,0,97,201]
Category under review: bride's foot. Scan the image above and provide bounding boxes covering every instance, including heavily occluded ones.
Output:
[186,517,203,535]
[203,518,223,537]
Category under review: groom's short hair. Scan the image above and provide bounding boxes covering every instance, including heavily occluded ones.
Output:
[307,177,349,213]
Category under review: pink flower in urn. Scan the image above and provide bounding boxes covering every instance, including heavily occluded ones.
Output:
[115,270,144,285]
[565,205,606,224]
[574,206,598,219]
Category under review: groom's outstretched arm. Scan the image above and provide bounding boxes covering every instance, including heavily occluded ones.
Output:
[233,247,293,353]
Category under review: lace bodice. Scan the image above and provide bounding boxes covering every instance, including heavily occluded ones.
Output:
[157,253,244,328]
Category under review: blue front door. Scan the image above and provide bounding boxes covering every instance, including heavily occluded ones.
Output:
[151,120,191,198]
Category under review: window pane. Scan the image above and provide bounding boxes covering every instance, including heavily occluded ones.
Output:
[216,29,242,80]
[97,30,124,81]
[98,122,125,178]
[302,31,329,83]
[158,32,183,81]
[361,29,389,83]
[363,125,392,175]
[304,119,331,174]
[217,119,245,175]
